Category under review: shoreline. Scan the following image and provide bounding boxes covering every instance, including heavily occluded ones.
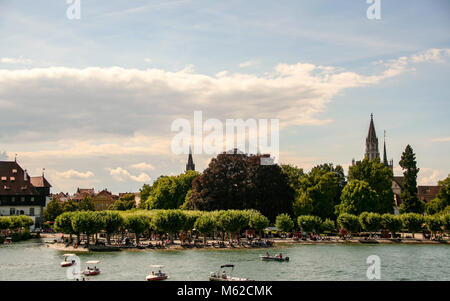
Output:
[41,234,449,253]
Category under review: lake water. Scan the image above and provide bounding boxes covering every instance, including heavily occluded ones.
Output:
[0,239,449,281]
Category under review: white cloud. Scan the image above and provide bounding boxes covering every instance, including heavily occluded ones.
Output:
[56,169,94,179]
[239,60,258,68]
[144,58,152,63]
[130,162,155,171]
[419,168,442,185]
[107,167,151,183]
[431,137,450,143]
[1,57,33,64]
[410,48,450,64]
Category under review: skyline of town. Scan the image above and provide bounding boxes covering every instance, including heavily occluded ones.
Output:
[0,1,449,194]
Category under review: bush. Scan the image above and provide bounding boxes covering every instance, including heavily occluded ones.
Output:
[321,219,335,233]
[275,213,294,234]
[297,215,322,234]
[381,214,402,238]
[337,213,360,235]
[400,213,424,238]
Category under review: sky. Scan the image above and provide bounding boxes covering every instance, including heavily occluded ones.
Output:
[0,0,449,194]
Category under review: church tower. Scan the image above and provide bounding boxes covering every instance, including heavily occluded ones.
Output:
[186,146,195,171]
[365,113,380,161]
[382,130,394,170]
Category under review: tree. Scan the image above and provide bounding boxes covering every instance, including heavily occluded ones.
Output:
[399,145,423,213]
[54,212,77,242]
[321,219,335,233]
[381,214,402,238]
[293,164,345,220]
[124,213,149,244]
[0,217,11,230]
[275,213,294,234]
[17,215,34,229]
[152,210,187,242]
[71,211,100,245]
[217,210,249,242]
[348,158,394,214]
[194,213,217,243]
[101,211,124,244]
[425,215,442,238]
[62,199,79,212]
[109,194,136,211]
[248,211,270,237]
[359,212,381,237]
[281,164,304,192]
[336,180,379,215]
[297,215,322,234]
[78,196,95,211]
[400,213,424,238]
[43,198,63,222]
[442,214,450,236]
[425,175,449,215]
[186,152,294,221]
[337,213,360,235]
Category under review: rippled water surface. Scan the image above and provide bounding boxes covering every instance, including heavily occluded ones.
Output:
[0,239,449,281]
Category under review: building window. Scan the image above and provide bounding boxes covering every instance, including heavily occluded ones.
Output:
[21,197,25,202]
[10,177,15,182]
[31,197,34,202]
[29,208,35,216]
[10,208,15,215]
[11,197,15,202]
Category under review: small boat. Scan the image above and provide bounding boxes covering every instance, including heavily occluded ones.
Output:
[60,253,76,267]
[3,237,12,244]
[83,260,101,276]
[259,254,289,262]
[209,264,253,281]
[146,265,169,281]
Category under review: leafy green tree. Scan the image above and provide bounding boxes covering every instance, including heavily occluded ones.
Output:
[17,215,34,229]
[71,211,99,245]
[101,211,124,244]
[248,211,270,237]
[109,194,136,211]
[8,216,24,230]
[399,145,423,213]
[425,215,442,238]
[43,198,63,222]
[124,213,150,244]
[78,196,95,211]
[297,215,322,234]
[336,180,379,215]
[194,213,217,243]
[293,164,345,220]
[400,213,424,238]
[442,214,450,236]
[54,212,77,242]
[275,213,294,234]
[281,164,304,192]
[217,210,249,242]
[381,214,403,238]
[348,158,394,214]
[359,212,381,237]
[62,199,79,212]
[425,175,449,215]
[139,184,153,208]
[152,210,187,242]
[321,218,335,233]
[337,213,360,235]
[143,171,200,210]
[0,217,11,230]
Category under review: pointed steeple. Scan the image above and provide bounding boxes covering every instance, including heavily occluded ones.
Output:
[186,146,195,171]
[364,113,380,161]
[383,130,389,166]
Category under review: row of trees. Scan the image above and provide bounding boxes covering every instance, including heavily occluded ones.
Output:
[54,209,270,245]
[273,212,450,239]
[43,196,95,222]
[0,215,34,231]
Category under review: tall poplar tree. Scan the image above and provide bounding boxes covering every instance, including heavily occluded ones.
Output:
[399,145,423,213]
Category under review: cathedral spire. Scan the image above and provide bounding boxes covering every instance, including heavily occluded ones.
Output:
[186,145,195,171]
[383,130,388,166]
[365,113,380,161]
